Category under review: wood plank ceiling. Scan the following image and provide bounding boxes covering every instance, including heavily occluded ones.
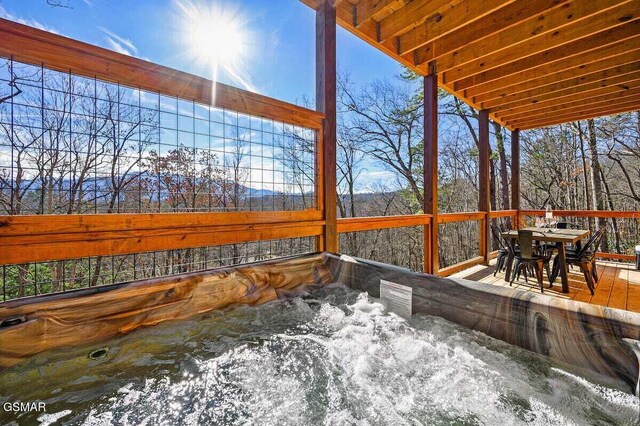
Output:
[300,0,640,130]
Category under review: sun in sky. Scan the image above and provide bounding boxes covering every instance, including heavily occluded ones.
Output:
[175,0,256,92]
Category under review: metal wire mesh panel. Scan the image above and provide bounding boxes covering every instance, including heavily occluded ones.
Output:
[0,58,317,215]
[0,58,319,301]
[1,237,316,301]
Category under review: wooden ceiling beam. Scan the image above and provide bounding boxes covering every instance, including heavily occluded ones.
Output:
[299,0,324,9]
[515,103,640,130]
[443,0,637,84]
[480,63,640,110]
[489,74,640,116]
[300,0,640,130]
[333,1,420,71]
[501,90,640,122]
[470,48,640,102]
[406,0,571,64]
[353,0,403,27]
[377,0,456,43]
[453,21,640,91]
[396,0,515,56]
[505,95,640,125]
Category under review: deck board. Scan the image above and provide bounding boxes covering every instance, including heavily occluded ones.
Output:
[607,265,628,310]
[451,259,640,313]
[626,267,640,312]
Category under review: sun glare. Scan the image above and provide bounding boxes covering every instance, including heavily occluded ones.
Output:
[187,10,245,67]
[176,1,254,91]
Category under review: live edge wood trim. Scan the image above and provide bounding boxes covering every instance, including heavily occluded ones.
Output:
[0,254,334,369]
[0,210,324,265]
[0,18,324,130]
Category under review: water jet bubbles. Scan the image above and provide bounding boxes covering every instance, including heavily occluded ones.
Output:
[6,286,640,425]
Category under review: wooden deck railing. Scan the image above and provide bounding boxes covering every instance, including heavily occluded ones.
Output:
[335,209,640,276]
[0,211,325,265]
[437,210,517,276]
[0,18,327,267]
[336,210,518,277]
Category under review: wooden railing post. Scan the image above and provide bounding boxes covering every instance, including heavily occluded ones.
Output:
[478,110,490,264]
[424,69,439,274]
[511,128,521,228]
[316,1,338,252]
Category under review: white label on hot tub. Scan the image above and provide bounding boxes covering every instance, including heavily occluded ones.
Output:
[380,280,412,319]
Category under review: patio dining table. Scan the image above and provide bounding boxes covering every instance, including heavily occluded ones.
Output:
[502,227,590,293]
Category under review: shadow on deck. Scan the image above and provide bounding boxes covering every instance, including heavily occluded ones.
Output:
[451,259,640,313]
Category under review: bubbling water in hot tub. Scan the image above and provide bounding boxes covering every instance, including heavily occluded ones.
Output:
[2,284,638,425]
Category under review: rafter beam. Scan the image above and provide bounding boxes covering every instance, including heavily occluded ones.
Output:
[377,0,452,43]
[408,0,571,63]
[353,0,402,27]
[396,0,514,56]
[508,97,640,123]
[334,1,419,70]
[480,63,640,110]
[469,48,640,101]
[501,90,640,123]
[490,74,640,115]
[443,0,637,84]
[516,103,640,130]
[453,21,640,91]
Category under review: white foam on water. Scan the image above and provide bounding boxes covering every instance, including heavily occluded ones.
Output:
[550,367,639,408]
[37,409,72,426]
[9,289,638,425]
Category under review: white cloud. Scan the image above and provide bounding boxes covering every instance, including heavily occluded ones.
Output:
[0,5,60,34]
[99,27,138,57]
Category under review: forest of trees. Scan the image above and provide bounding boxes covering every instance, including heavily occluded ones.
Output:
[1,58,639,299]
[334,70,640,271]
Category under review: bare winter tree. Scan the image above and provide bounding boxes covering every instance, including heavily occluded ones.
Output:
[338,74,424,206]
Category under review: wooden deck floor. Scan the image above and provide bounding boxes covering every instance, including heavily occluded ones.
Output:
[451,259,640,313]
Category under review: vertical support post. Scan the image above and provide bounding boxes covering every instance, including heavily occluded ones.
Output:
[316,1,337,253]
[424,71,438,275]
[478,109,490,265]
[511,129,521,228]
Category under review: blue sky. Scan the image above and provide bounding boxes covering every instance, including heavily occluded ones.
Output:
[0,0,403,105]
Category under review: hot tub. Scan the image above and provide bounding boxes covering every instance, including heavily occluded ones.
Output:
[1,253,639,424]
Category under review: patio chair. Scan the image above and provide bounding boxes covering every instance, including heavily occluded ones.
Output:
[551,226,606,295]
[491,224,510,277]
[555,221,578,255]
[510,230,553,293]
[555,222,578,229]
